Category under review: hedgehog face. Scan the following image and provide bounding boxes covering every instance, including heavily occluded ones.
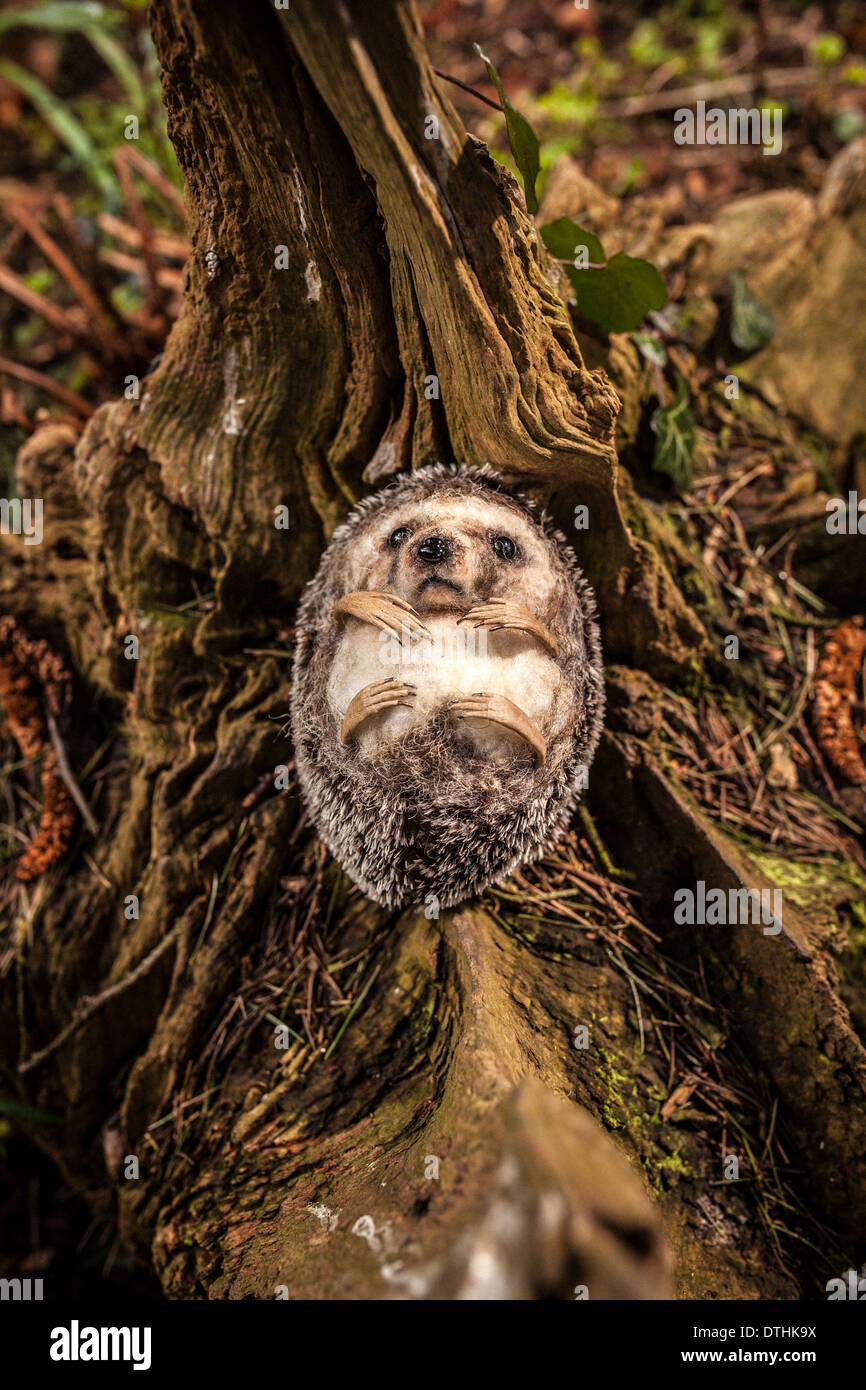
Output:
[353,494,559,616]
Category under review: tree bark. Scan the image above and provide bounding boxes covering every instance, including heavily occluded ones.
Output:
[1,0,864,1300]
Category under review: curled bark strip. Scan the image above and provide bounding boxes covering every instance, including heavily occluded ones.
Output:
[813,616,866,785]
[0,615,77,881]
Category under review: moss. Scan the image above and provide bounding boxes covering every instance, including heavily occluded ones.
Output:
[656,1150,690,1179]
[675,652,709,700]
[745,849,866,929]
[590,1034,692,1191]
[596,1048,633,1131]
[140,607,195,631]
[837,910,866,1039]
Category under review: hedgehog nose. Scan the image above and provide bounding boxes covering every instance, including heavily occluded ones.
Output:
[417,535,452,564]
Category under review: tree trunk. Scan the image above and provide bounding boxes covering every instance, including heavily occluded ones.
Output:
[2,0,864,1300]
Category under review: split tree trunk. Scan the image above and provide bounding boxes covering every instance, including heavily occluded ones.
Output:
[2,0,864,1299]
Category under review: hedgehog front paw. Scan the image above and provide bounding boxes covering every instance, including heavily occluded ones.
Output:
[340,678,417,744]
[456,600,558,658]
[449,692,547,765]
[333,591,430,641]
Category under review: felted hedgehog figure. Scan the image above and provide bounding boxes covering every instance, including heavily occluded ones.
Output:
[290,465,604,909]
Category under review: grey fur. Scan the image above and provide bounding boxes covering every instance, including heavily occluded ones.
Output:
[290,465,604,908]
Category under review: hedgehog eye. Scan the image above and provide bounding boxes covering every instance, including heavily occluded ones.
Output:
[389,527,410,548]
[492,535,517,560]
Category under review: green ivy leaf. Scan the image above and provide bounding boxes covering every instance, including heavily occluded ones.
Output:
[0,1096,61,1124]
[730,272,776,353]
[475,44,540,214]
[0,4,115,38]
[540,216,605,266]
[650,373,695,491]
[567,251,667,334]
[630,331,667,366]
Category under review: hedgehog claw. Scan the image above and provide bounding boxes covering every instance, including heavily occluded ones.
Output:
[334,591,430,641]
[341,678,417,744]
[449,692,546,765]
[456,600,558,658]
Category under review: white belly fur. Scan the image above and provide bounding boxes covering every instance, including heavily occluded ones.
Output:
[327,614,562,761]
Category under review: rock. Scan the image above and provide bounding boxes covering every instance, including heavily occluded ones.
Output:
[703,138,866,447]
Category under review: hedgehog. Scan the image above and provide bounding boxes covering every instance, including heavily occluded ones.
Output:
[290,464,604,909]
